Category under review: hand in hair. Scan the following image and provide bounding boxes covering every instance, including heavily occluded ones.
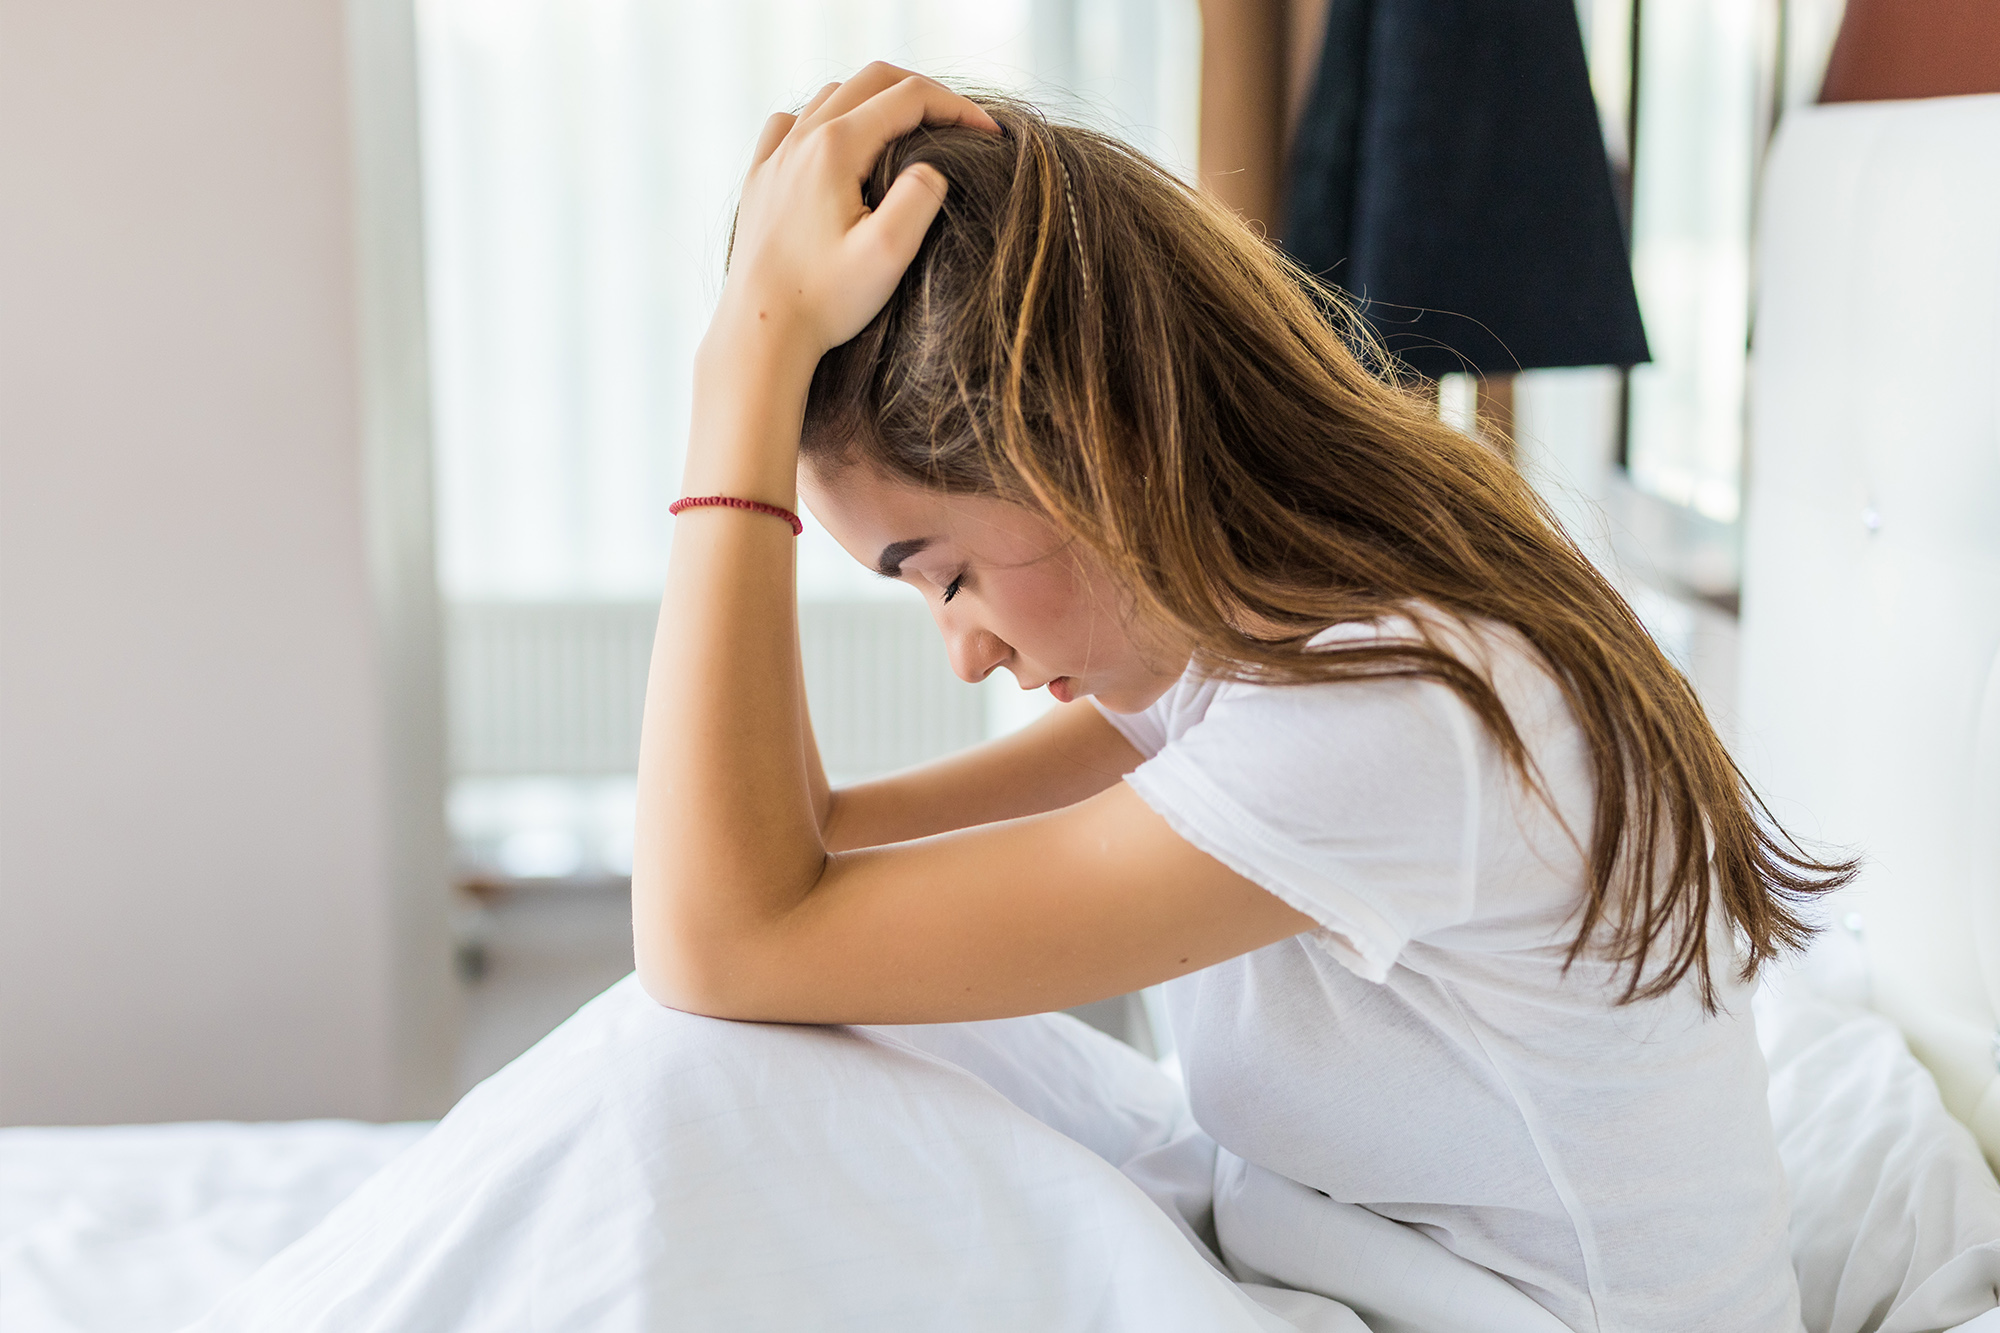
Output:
[714,62,999,361]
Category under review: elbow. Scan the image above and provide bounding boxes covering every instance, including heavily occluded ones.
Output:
[633,923,757,1020]
[629,850,829,1019]
[634,965,748,1021]
[630,884,784,1021]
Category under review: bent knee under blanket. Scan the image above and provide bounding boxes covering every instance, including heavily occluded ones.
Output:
[179,974,2000,1333]
[182,977,1396,1332]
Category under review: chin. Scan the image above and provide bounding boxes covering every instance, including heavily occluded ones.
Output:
[1082,682,1148,715]
[1088,665,1188,715]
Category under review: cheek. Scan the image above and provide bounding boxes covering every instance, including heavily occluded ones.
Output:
[972,562,1070,639]
[987,562,1130,659]
[980,566,1061,633]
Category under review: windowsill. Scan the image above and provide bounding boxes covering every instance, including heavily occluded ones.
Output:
[1602,471,1742,617]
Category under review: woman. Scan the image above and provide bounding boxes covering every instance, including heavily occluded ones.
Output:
[634,65,1853,1330]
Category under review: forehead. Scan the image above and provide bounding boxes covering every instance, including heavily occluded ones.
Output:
[799,459,1060,568]
[799,458,948,538]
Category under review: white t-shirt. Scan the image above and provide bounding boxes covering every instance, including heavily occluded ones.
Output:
[1097,615,1801,1333]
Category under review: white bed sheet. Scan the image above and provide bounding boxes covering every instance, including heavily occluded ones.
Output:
[1,967,1997,1333]
[0,1120,427,1333]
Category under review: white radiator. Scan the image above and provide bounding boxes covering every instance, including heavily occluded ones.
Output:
[796,601,991,780]
[446,600,988,783]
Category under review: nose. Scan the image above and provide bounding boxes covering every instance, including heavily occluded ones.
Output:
[942,621,1011,685]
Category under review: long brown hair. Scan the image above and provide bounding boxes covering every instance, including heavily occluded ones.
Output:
[796,95,1855,1007]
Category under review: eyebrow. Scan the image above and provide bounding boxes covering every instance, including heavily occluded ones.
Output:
[874,537,935,579]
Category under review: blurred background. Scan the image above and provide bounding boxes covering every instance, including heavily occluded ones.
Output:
[0,0,1954,1123]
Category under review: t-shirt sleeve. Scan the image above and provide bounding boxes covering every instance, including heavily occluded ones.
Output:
[1124,672,1482,982]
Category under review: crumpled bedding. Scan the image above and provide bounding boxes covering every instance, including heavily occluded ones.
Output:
[2,971,1998,1333]
[177,983,1368,1333]
[1761,992,2000,1333]
[0,1120,427,1333]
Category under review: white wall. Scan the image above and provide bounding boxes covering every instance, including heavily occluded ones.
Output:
[0,0,454,1124]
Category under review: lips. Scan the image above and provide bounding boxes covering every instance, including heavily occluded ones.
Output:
[1047,676,1074,704]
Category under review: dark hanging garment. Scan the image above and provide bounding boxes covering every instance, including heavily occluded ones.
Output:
[1282,0,1650,378]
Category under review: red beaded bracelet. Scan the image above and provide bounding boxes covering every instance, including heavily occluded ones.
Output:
[667,495,804,536]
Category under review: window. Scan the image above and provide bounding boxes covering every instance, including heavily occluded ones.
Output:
[1510,0,1846,730]
[1571,0,1846,531]
[1623,0,1771,523]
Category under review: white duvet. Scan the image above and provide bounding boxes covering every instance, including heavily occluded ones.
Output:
[3,971,1999,1333]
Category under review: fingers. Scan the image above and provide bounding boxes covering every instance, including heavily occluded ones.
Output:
[828,75,1000,170]
[797,81,840,121]
[856,162,949,270]
[796,60,916,133]
[752,111,795,166]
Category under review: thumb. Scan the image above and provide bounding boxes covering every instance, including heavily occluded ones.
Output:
[862,162,948,266]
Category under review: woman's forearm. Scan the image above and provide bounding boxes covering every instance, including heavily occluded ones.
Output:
[632,323,828,998]
[628,68,997,1009]
[798,616,835,831]
[819,702,1143,852]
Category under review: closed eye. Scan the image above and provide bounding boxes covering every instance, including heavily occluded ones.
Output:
[941,574,965,604]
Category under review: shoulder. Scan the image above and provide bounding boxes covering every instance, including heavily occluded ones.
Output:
[1111,615,1501,980]
[1111,609,1592,979]
[1109,609,1534,765]
[1198,609,1509,748]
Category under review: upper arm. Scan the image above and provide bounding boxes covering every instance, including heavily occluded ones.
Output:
[637,667,1483,1026]
[1120,672,1482,982]
[639,780,1314,1024]
[821,698,1145,851]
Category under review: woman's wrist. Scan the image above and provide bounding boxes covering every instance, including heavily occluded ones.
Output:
[685,302,822,505]
[699,286,825,377]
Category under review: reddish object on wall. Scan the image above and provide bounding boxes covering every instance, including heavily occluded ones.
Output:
[1820,0,2000,103]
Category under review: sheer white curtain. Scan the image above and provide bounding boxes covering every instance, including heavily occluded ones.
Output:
[417,0,1199,604]
[1623,0,1769,524]
[1604,0,1845,526]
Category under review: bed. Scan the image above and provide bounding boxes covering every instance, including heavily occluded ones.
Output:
[4,90,1998,1333]
[2,972,1999,1333]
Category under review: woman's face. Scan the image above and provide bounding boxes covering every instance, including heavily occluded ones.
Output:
[798,460,1190,714]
